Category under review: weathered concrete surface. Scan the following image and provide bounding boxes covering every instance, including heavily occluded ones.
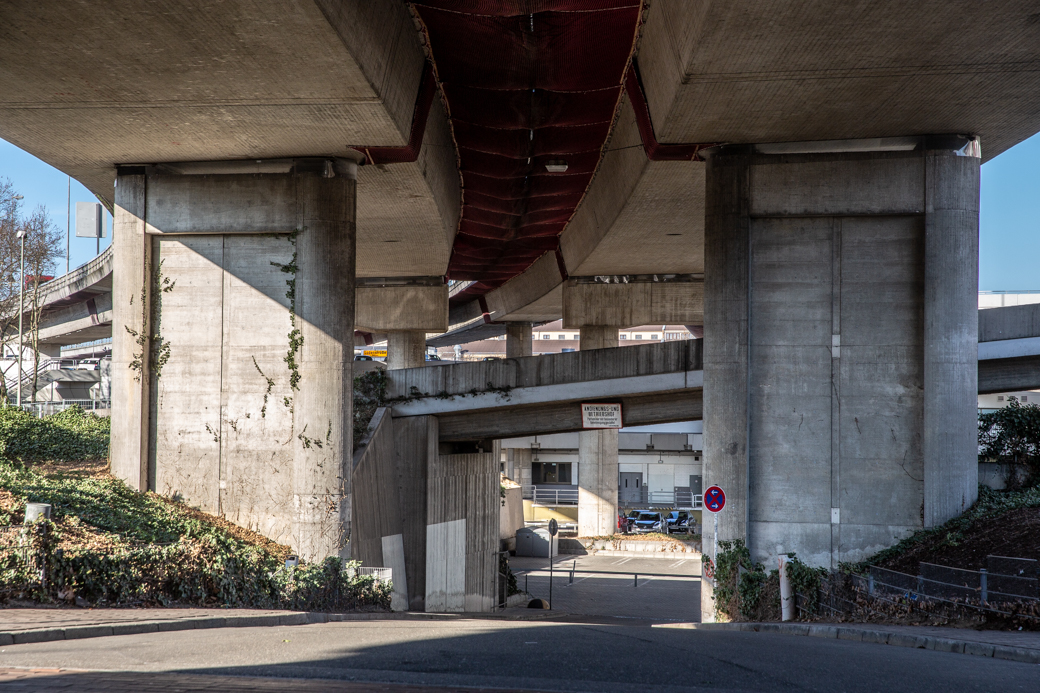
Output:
[576,326,620,539]
[562,278,704,329]
[425,452,498,613]
[505,323,532,358]
[355,283,448,334]
[112,163,356,561]
[386,331,427,371]
[702,143,980,599]
[109,171,151,492]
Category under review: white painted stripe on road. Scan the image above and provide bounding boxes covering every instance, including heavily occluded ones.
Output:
[978,336,1040,360]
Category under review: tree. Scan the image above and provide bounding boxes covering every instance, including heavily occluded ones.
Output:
[0,179,63,402]
[978,396,1040,489]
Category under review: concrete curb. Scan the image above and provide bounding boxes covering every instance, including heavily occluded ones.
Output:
[0,610,422,647]
[654,622,1040,665]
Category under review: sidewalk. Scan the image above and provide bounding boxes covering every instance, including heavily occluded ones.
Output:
[657,621,1040,664]
[0,608,400,645]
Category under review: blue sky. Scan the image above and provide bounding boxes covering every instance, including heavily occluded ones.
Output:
[1,133,1038,289]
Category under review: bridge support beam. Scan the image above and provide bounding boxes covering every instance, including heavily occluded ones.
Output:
[702,138,979,621]
[110,159,357,562]
[355,279,447,369]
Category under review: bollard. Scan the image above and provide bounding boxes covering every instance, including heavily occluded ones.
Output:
[634,573,638,588]
[569,561,575,584]
[980,568,988,603]
[867,573,874,596]
[25,503,52,523]
[779,556,794,621]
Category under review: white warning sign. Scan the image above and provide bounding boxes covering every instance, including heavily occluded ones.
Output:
[581,403,622,429]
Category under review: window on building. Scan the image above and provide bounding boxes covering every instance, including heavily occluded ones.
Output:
[619,334,627,340]
[532,462,572,484]
[634,334,643,340]
[997,395,1004,401]
[557,334,566,340]
[651,334,659,340]
[1024,396,1029,402]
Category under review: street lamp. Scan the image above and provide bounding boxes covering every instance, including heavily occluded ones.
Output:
[15,227,26,408]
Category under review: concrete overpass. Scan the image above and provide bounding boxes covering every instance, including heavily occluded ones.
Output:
[3,1,1040,615]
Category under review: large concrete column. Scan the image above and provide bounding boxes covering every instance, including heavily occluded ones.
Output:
[505,323,532,358]
[578,325,620,537]
[387,330,426,370]
[109,158,357,563]
[701,138,980,621]
[923,151,980,526]
[291,167,357,561]
[110,170,152,491]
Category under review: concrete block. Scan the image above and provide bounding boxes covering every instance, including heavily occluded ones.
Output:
[12,629,65,644]
[927,638,965,654]
[191,618,227,630]
[858,629,890,645]
[356,284,448,332]
[779,624,810,636]
[278,614,310,626]
[110,623,160,636]
[156,620,196,632]
[0,633,14,646]
[63,625,114,640]
[886,633,928,649]
[807,625,839,639]
[993,647,1040,665]
[836,627,865,642]
[962,641,996,658]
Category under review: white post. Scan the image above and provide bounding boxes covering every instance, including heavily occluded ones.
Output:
[779,555,794,621]
[16,230,25,408]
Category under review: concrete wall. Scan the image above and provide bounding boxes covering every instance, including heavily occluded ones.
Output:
[703,143,979,594]
[111,163,357,562]
[425,452,498,612]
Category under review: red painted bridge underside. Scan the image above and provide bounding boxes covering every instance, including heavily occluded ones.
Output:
[411,1,643,301]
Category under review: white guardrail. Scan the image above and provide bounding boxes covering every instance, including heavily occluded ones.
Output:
[523,486,703,509]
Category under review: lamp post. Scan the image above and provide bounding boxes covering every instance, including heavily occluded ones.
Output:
[15,227,26,408]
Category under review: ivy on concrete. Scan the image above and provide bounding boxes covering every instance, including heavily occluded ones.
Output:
[270,231,301,411]
[124,259,175,382]
[251,356,276,419]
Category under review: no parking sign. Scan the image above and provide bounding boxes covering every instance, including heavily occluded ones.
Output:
[704,485,726,513]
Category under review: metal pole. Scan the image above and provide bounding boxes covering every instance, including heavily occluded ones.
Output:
[549,553,553,609]
[65,176,70,274]
[16,232,25,408]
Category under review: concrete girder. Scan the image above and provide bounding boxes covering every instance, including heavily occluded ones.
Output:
[637,0,1040,162]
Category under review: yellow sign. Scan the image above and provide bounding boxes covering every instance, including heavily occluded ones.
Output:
[362,349,387,357]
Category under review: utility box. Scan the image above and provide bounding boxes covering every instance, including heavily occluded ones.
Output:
[75,202,104,238]
[515,527,558,558]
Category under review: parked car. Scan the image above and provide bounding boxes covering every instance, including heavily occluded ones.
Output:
[354,354,374,361]
[632,511,663,534]
[665,511,691,534]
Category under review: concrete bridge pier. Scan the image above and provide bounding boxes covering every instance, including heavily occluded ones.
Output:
[355,278,448,370]
[505,323,533,358]
[576,325,621,537]
[110,158,358,563]
[701,137,980,621]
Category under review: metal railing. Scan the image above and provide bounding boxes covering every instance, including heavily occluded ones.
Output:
[17,399,111,417]
[522,485,579,506]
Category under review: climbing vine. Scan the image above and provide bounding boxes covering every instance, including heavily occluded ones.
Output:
[270,231,301,411]
[124,258,176,382]
[251,356,275,419]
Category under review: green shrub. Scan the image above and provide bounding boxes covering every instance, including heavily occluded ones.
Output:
[707,540,823,621]
[353,370,387,450]
[0,406,109,463]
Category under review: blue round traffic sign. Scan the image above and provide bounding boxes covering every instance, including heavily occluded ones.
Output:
[704,485,726,513]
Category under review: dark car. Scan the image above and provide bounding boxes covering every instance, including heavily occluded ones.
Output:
[354,354,373,361]
[665,510,691,534]
[632,511,663,534]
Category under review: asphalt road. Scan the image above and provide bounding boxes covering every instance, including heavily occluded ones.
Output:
[1,617,1038,692]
